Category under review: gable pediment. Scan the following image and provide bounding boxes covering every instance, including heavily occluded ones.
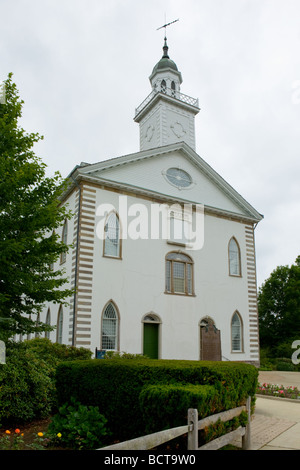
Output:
[74,142,263,223]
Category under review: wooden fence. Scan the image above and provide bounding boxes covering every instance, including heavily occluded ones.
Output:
[98,396,251,451]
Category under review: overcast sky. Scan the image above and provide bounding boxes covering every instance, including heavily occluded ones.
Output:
[1,0,300,288]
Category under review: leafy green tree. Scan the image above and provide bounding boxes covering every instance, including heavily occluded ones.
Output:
[258,256,300,353]
[0,73,73,341]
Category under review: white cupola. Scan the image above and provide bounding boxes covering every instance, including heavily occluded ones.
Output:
[134,37,200,151]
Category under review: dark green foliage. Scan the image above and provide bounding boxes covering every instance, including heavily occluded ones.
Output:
[258,256,300,354]
[0,338,92,425]
[0,74,73,341]
[48,397,109,450]
[55,358,258,442]
[202,410,248,445]
[139,383,220,433]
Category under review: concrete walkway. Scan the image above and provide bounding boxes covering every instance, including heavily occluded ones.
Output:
[230,371,300,450]
[231,371,300,450]
[254,371,300,450]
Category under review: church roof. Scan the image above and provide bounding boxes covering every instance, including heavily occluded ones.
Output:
[67,141,264,224]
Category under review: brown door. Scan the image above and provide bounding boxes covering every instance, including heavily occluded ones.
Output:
[200,322,221,361]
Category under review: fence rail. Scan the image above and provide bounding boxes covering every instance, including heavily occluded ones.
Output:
[99,396,251,451]
[134,88,199,118]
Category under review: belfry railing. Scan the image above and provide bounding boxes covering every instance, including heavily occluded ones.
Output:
[135,87,199,118]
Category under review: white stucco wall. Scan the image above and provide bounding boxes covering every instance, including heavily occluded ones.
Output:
[37,177,259,364]
[88,187,254,362]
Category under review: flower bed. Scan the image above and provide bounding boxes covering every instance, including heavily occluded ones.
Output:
[257,382,300,399]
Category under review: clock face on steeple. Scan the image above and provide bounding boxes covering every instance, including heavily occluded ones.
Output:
[170,121,186,139]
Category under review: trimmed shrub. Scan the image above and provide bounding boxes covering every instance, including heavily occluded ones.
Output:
[55,358,258,442]
[139,383,221,433]
[0,338,92,425]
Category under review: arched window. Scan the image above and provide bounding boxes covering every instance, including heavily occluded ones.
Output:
[57,306,63,344]
[171,80,176,96]
[161,79,167,93]
[231,311,243,352]
[60,220,68,264]
[228,237,241,276]
[165,252,194,295]
[101,302,119,351]
[103,212,121,258]
[45,308,51,339]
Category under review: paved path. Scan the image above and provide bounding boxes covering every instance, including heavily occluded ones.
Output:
[231,371,300,450]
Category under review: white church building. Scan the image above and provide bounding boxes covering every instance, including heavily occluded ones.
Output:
[41,36,263,366]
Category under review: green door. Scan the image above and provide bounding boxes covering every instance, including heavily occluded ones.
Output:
[143,323,159,359]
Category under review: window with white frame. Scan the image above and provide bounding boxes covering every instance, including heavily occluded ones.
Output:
[103,212,121,258]
[231,311,243,352]
[101,302,119,350]
[228,237,241,276]
[165,252,194,295]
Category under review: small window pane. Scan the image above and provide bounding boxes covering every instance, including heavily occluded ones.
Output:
[166,252,191,262]
[102,303,118,350]
[187,264,192,294]
[57,307,63,344]
[232,313,241,351]
[173,262,185,293]
[229,238,240,276]
[104,213,120,257]
[166,260,171,292]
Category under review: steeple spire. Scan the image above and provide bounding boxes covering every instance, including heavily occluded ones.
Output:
[163,36,169,58]
[134,20,199,151]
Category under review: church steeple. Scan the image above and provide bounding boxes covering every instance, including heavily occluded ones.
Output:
[134,35,200,151]
[163,36,169,57]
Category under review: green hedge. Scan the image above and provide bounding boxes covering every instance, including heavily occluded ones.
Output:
[55,358,258,442]
[139,383,220,434]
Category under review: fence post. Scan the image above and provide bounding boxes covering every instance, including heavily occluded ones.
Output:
[187,408,198,450]
[242,396,251,450]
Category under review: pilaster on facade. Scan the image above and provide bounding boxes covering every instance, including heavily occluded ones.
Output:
[245,224,260,366]
[69,184,96,348]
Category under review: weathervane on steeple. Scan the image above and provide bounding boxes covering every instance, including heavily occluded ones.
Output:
[156,17,179,58]
[156,17,179,35]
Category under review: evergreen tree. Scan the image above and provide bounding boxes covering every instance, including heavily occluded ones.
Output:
[258,256,300,353]
[0,73,73,341]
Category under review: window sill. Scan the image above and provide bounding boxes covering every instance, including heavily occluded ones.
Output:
[164,291,196,297]
[167,240,187,247]
[103,255,122,260]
